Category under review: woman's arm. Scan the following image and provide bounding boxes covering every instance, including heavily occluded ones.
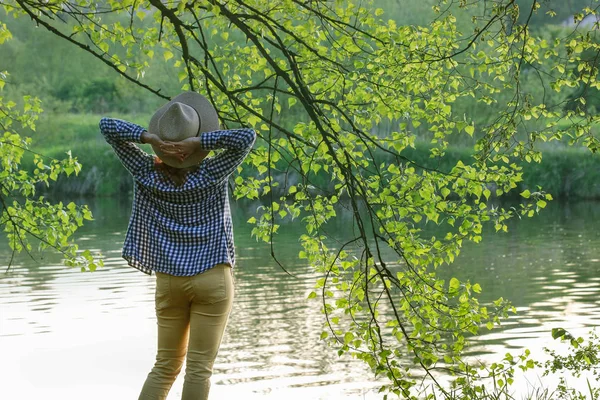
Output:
[162,128,256,183]
[99,117,154,175]
[145,127,256,183]
[141,130,164,146]
[196,128,256,183]
[160,128,256,181]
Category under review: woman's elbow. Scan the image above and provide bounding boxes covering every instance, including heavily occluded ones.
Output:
[244,128,257,148]
[99,117,111,133]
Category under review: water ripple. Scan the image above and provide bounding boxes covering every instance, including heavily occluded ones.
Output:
[2,199,600,399]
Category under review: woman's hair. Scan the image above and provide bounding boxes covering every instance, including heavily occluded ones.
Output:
[154,157,196,187]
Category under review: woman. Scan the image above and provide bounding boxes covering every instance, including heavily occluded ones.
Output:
[99,92,256,400]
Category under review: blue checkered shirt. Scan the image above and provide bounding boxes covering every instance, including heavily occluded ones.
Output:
[99,117,256,276]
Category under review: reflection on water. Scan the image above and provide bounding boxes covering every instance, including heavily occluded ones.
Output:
[1,198,600,399]
[448,201,600,357]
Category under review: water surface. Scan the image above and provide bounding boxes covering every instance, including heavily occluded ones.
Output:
[1,198,600,399]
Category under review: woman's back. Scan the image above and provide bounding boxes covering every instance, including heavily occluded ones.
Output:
[98,116,256,276]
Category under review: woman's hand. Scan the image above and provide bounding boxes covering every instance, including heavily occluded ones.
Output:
[159,137,202,161]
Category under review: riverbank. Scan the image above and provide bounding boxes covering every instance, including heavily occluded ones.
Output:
[26,113,600,199]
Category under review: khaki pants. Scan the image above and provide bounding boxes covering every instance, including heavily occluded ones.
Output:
[139,264,234,400]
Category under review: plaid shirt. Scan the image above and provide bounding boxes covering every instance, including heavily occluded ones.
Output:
[99,117,256,276]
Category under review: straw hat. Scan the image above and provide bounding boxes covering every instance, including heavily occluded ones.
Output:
[149,92,219,168]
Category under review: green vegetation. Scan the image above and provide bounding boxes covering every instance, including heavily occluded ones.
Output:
[25,113,600,199]
[0,81,100,271]
[421,328,600,400]
[4,1,600,198]
[3,0,600,398]
[27,113,151,196]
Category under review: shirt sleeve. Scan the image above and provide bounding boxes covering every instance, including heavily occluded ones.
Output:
[99,117,153,176]
[198,128,256,184]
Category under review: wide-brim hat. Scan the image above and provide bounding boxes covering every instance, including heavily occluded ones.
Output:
[149,92,220,168]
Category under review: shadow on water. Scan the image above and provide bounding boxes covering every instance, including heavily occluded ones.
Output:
[1,197,600,398]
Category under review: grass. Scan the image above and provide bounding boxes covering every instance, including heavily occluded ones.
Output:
[27,113,151,196]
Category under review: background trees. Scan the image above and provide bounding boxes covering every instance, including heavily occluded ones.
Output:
[2,0,600,396]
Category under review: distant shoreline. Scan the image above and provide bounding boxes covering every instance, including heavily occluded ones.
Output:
[26,113,600,200]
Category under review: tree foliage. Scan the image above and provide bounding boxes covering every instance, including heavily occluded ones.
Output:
[0,22,101,271]
[2,0,600,397]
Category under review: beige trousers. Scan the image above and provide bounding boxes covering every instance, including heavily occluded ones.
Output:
[138,263,234,400]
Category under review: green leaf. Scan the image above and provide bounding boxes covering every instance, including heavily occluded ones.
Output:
[99,42,109,53]
[449,277,460,292]
[344,332,354,344]
[552,328,567,340]
[178,70,187,82]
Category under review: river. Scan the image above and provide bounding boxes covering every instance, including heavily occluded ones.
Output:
[1,198,599,399]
